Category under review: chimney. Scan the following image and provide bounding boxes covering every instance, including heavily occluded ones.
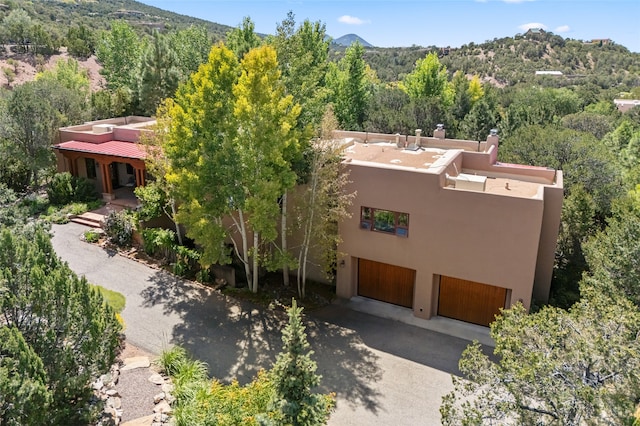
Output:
[415,129,422,147]
[487,128,499,148]
[434,124,445,139]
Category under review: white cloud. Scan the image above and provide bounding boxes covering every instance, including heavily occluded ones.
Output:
[518,22,547,31]
[338,15,369,25]
[555,25,570,33]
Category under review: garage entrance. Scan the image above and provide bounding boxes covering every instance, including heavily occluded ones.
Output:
[358,258,415,308]
[438,276,507,326]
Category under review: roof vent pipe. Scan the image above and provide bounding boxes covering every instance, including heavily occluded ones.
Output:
[396,133,404,148]
[415,129,422,147]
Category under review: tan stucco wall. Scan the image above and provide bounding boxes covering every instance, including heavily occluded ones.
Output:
[336,160,551,320]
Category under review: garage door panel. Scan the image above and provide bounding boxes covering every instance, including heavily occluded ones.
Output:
[438,276,506,326]
[358,259,414,308]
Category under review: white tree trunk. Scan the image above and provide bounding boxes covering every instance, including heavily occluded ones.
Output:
[281,191,290,287]
[252,231,260,293]
[170,199,183,246]
[238,209,252,287]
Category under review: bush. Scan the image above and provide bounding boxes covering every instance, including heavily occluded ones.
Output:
[84,229,101,243]
[141,227,176,259]
[103,210,133,247]
[173,245,200,277]
[47,172,98,206]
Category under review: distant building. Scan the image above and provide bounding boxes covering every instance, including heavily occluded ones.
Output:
[535,71,563,76]
[589,38,613,46]
[614,99,640,113]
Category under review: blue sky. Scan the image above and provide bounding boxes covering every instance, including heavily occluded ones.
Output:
[138,0,640,52]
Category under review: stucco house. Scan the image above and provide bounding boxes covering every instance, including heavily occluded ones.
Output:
[333,127,563,326]
[54,119,563,328]
[53,116,156,202]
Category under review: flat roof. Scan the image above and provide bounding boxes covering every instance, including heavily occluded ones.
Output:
[343,142,455,171]
[54,140,146,159]
[343,141,547,198]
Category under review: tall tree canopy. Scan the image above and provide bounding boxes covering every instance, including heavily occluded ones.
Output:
[163,44,301,292]
[328,42,371,130]
[137,30,181,116]
[96,20,144,91]
[401,52,454,105]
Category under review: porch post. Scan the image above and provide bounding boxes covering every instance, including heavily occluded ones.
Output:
[136,167,145,187]
[99,162,113,196]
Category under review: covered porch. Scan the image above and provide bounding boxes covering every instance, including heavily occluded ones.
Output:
[53,140,147,203]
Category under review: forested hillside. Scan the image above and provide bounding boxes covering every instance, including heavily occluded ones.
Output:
[0,0,231,39]
[357,30,640,86]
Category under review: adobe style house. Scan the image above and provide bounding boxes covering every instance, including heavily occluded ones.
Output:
[53,118,563,328]
[333,127,563,327]
[53,117,156,202]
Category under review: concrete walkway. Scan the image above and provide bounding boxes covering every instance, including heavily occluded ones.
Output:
[51,222,487,426]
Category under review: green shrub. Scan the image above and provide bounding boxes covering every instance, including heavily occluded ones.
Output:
[84,229,101,243]
[141,227,176,259]
[173,245,200,277]
[47,172,98,206]
[103,210,133,247]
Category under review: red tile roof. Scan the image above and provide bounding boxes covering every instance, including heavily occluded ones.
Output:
[54,140,146,159]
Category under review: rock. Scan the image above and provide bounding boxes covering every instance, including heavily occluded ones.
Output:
[106,396,122,410]
[106,389,120,397]
[148,373,165,385]
[153,392,165,404]
[121,356,150,371]
[165,394,176,405]
[104,406,117,418]
[92,378,104,390]
[111,369,120,385]
[161,383,175,393]
[153,400,172,414]
[101,373,113,384]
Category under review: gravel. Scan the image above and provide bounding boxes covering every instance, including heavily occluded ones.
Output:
[116,342,163,423]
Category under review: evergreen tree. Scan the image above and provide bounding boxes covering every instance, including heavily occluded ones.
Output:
[138,30,181,116]
[226,16,262,59]
[0,327,51,426]
[270,299,335,425]
[328,42,370,130]
[0,227,122,424]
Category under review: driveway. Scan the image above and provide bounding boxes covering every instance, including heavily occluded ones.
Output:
[52,222,473,425]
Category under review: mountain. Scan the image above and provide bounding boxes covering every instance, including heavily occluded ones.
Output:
[332,34,374,48]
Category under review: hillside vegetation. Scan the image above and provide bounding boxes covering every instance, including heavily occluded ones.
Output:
[0,0,231,38]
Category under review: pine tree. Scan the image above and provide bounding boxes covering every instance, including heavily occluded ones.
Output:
[270,299,334,425]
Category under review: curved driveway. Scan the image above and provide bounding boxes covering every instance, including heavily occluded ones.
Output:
[52,222,472,425]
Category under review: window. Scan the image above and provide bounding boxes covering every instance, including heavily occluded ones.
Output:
[85,158,97,179]
[360,207,409,237]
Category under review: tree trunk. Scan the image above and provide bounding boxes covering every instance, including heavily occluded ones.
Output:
[252,231,259,293]
[170,199,183,246]
[238,209,252,287]
[281,191,289,287]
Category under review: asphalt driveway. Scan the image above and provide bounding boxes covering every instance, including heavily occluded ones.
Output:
[51,222,473,425]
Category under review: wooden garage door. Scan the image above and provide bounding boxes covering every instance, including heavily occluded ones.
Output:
[438,276,507,326]
[358,258,415,308]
